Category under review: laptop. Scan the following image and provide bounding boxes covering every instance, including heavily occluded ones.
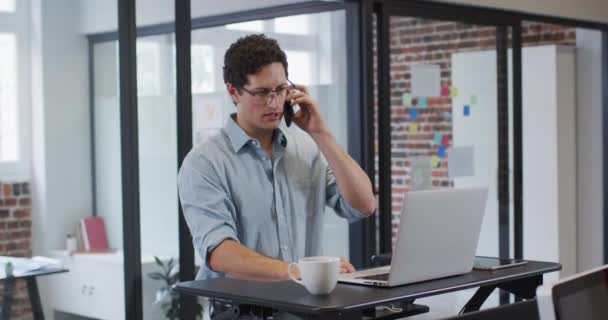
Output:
[537,264,608,320]
[339,187,488,287]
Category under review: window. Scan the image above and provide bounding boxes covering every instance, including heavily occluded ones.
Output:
[0,33,18,162]
[284,50,312,85]
[0,0,15,12]
[0,0,30,179]
[191,44,214,94]
[136,41,161,96]
[274,14,310,34]
[226,20,263,32]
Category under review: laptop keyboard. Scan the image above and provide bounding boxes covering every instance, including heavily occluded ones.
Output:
[357,273,389,281]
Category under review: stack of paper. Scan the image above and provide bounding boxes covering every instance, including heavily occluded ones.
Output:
[0,256,61,278]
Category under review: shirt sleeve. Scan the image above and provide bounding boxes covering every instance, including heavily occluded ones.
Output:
[178,154,239,271]
[325,165,369,222]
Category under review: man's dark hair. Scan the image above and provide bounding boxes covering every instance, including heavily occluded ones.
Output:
[223,34,288,89]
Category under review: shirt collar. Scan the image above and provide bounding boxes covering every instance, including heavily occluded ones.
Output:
[223,113,288,152]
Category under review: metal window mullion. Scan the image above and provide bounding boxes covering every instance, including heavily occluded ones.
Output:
[376,3,392,255]
[118,0,143,319]
[175,0,196,319]
[512,23,523,260]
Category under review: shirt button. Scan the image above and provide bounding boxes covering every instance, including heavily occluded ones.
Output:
[282,245,288,251]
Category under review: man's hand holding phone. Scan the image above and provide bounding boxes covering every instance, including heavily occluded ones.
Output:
[283,83,327,136]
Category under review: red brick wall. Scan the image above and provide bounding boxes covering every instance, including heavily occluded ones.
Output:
[375,18,576,246]
[0,182,33,318]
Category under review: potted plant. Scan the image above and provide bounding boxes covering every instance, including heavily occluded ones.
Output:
[147,256,203,320]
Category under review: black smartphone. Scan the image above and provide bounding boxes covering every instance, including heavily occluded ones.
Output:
[473,256,527,271]
[284,100,294,127]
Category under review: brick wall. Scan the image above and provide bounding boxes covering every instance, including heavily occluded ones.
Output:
[0,182,33,318]
[376,18,576,246]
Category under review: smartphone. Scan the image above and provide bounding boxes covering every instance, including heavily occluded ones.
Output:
[284,100,294,127]
[473,256,527,271]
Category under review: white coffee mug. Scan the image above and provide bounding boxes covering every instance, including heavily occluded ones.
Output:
[287,256,340,295]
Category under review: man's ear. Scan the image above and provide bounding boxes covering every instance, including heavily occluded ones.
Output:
[226,83,240,105]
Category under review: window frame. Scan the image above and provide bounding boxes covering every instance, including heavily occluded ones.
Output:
[0,0,31,181]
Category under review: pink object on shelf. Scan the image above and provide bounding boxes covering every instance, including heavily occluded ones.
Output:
[80,216,109,251]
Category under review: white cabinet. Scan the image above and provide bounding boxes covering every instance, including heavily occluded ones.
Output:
[47,250,166,320]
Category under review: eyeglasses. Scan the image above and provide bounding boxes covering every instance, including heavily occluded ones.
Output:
[239,80,295,105]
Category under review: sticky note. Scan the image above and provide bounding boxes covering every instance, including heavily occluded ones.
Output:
[409,108,418,120]
[417,97,427,108]
[437,145,447,158]
[409,123,418,134]
[433,132,442,145]
[470,95,477,105]
[450,86,459,98]
[441,134,450,147]
[402,93,412,107]
[464,105,470,116]
[448,146,475,178]
[440,84,450,97]
[431,156,440,168]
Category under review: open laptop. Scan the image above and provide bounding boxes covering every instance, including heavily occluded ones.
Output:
[339,187,488,287]
[537,264,608,320]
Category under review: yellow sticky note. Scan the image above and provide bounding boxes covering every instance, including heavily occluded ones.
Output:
[450,86,459,98]
[402,93,412,107]
[409,123,418,134]
[431,156,440,168]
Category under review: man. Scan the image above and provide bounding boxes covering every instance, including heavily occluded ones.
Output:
[178,34,376,283]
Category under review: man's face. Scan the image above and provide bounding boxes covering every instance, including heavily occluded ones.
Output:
[229,62,288,134]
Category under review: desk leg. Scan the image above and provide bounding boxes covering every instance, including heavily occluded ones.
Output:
[459,275,543,314]
[1,276,16,320]
[25,278,44,320]
[459,285,496,314]
[497,275,543,300]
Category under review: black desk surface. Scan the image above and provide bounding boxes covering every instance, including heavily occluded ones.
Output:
[174,260,560,315]
[0,267,68,280]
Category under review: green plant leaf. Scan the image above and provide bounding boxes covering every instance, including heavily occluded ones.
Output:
[169,273,179,285]
[147,272,166,281]
[155,256,163,267]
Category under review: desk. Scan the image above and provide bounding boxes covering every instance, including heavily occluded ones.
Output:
[174,259,560,319]
[1,267,68,320]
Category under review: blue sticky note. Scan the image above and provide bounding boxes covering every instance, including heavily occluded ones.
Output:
[418,97,428,108]
[409,107,418,120]
[437,145,446,158]
[464,105,470,117]
[434,133,442,145]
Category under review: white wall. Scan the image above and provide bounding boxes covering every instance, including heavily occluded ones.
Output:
[30,0,92,317]
[430,0,608,24]
[31,0,91,254]
[576,29,604,272]
[77,0,319,34]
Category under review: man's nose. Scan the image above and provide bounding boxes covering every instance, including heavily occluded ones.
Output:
[267,94,281,108]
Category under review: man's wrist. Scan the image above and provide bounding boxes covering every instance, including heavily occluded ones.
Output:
[280,261,299,280]
[310,129,334,145]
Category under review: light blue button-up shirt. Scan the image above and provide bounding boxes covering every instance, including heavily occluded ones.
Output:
[178,114,367,280]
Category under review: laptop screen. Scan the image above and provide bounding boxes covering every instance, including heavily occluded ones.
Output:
[554,268,608,320]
